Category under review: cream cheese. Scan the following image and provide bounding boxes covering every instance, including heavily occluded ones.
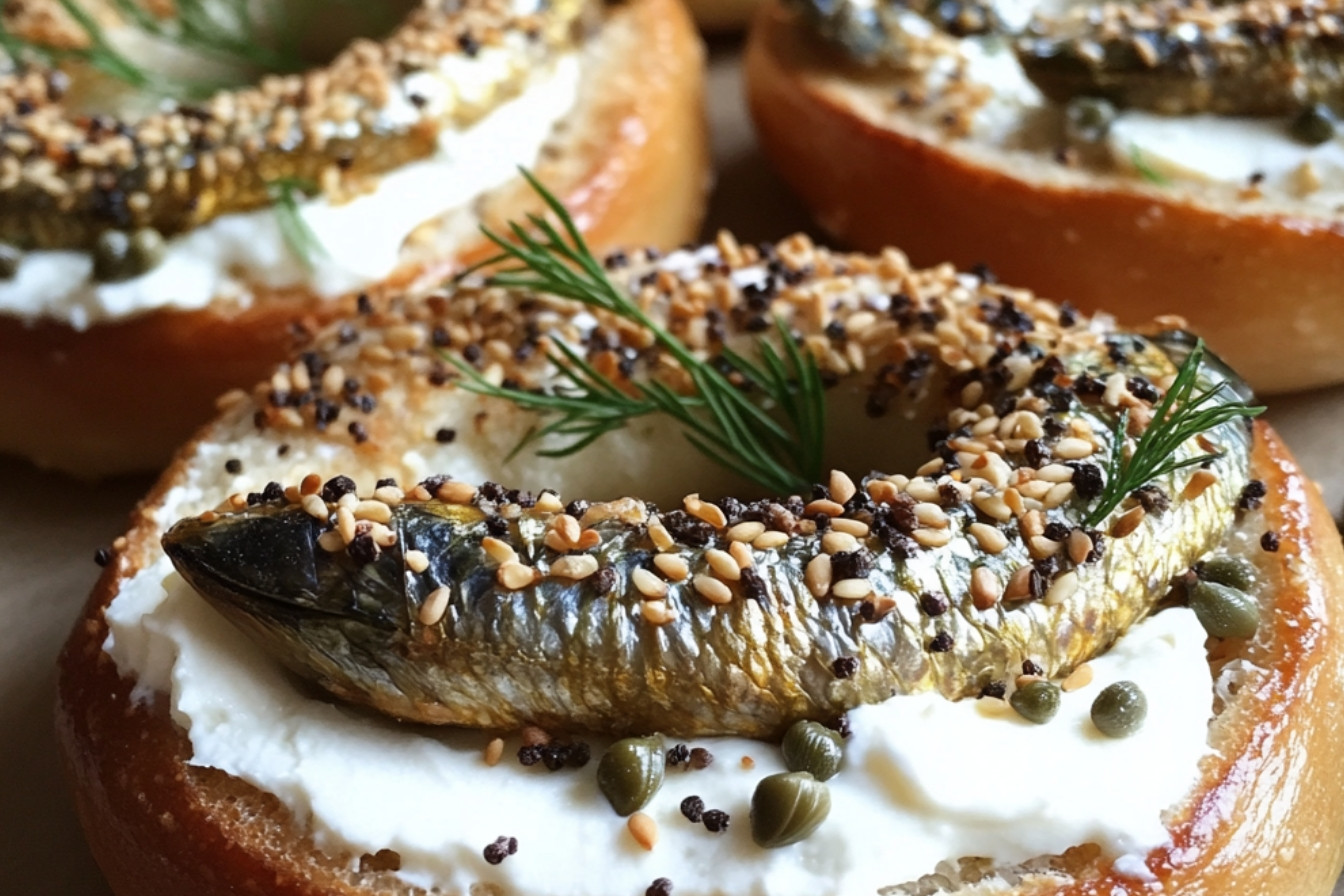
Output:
[104,418,1217,895]
[0,49,581,330]
[958,25,1344,209]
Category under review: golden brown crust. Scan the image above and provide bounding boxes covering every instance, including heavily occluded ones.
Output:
[744,2,1344,395]
[55,418,1344,896]
[0,0,707,478]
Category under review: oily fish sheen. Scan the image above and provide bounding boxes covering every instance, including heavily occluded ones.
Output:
[106,421,1215,892]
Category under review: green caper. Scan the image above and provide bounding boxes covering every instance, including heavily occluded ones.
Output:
[92,228,166,282]
[596,736,664,816]
[1189,580,1259,640]
[0,243,20,279]
[1009,680,1061,724]
[92,230,132,282]
[1289,103,1337,146]
[1090,681,1147,738]
[780,720,844,781]
[1197,555,1257,592]
[750,772,831,848]
[126,227,166,275]
[1064,96,1117,146]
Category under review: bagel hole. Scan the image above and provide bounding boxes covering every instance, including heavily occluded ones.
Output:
[453,381,939,509]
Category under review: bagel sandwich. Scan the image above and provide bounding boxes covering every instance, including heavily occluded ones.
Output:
[0,0,709,477]
[745,0,1344,394]
[58,227,1344,895]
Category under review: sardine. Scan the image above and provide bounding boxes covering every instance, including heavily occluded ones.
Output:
[1016,0,1344,116]
[163,333,1254,738]
[0,0,585,249]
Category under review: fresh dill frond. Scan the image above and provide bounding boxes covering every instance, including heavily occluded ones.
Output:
[267,177,326,271]
[1084,340,1264,526]
[1128,144,1170,187]
[449,169,827,495]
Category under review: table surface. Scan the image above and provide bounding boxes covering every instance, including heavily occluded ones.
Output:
[5,40,1344,896]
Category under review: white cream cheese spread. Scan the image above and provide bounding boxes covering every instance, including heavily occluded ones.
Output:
[959,24,1344,210]
[0,49,581,330]
[105,413,1218,895]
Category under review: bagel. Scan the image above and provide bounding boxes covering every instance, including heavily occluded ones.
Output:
[57,230,1344,894]
[744,0,1344,394]
[0,0,708,477]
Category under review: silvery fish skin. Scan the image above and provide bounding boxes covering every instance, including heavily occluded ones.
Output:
[1016,0,1344,116]
[162,334,1254,739]
[793,0,1344,117]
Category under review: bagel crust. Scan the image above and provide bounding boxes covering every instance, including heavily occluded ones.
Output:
[0,0,708,477]
[55,231,1344,894]
[744,1,1344,395]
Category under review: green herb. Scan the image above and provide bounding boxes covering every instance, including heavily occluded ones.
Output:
[1085,339,1264,526]
[1128,144,1170,186]
[449,169,827,495]
[267,177,326,270]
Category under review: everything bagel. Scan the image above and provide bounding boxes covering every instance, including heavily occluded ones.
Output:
[0,0,708,475]
[745,0,1344,394]
[57,231,1344,894]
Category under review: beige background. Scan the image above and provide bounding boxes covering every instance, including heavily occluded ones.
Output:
[4,40,1344,895]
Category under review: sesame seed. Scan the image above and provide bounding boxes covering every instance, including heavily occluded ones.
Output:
[632,568,670,599]
[1061,663,1094,692]
[1111,506,1147,538]
[832,578,873,600]
[805,554,833,598]
[418,587,451,626]
[693,574,733,605]
[628,812,658,850]
[653,553,690,581]
[705,549,741,581]
[969,522,1008,554]
[752,531,790,550]
[497,562,536,591]
[551,555,599,580]
[727,521,766,543]
[482,536,518,565]
[829,470,857,505]
[640,600,678,626]
[971,566,1001,610]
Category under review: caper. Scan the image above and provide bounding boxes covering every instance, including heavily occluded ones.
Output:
[780,720,844,781]
[596,736,664,816]
[750,772,831,848]
[1064,96,1117,146]
[1197,555,1257,592]
[1289,103,1337,146]
[0,243,20,279]
[127,227,166,275]
[1009,680,1061,724]
[92,227,166,282]
[1090,681,1147,738]
[1189,580,1259,640]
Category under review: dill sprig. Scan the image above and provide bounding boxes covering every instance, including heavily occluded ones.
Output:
[1128,144,1170,187]
[449,170,826,494]
[267,177,326,270]
[1085,340,1264,526]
